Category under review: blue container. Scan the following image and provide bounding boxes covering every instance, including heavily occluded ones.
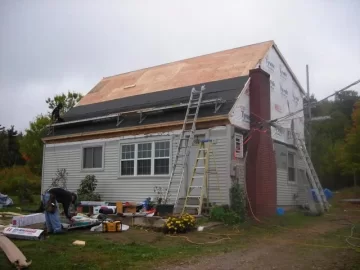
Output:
[324,188,333,200]
[311,188,333,202]
[276,207,285,216]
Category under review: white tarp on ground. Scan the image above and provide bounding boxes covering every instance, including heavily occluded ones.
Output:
[0,193,13,206]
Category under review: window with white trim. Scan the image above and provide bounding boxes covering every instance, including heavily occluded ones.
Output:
[83,146,103,169]
[120,140,170,176]
[234,133,243,158]
[137,143,152,175]
[121,144,135,175]
[288,152,296,182]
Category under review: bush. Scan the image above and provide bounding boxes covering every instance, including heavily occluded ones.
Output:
[229,182,246,221]
[163,213,196,234]
[77,175,101,202]
[50,168,68,189]
[210,183,246,225]
[210,205,244,225]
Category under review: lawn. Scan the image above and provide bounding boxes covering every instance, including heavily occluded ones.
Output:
[1,190,360,270]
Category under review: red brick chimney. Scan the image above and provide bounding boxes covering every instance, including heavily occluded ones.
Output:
[246,68,277,217]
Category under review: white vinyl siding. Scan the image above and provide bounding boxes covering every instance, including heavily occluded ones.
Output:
[42,127,232,204]
[275,142,308,207]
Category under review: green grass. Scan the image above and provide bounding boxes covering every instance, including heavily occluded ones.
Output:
[0,211,320,270]
[1,191,359,270]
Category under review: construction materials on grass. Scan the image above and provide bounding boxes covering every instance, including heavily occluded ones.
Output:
[2,227,45,240]
[80,201,107,206]
[0,212,23,218]
[0,193,13,206]
[72,240,86,246]
[61,213,101,230]
[99,206,117,214]
[165,85,206,207]
[292,130,329,213]
[116,201,123,214]
[102,220,122,232]
[11,213,45,227]
[0,234,32,269]
[182,138,220,215]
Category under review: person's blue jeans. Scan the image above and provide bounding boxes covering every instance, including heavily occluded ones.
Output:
[42,192,62,233]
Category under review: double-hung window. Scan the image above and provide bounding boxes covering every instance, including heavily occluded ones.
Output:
[82,146,103,169]
[120,140,170,176]
[288,152,296,182]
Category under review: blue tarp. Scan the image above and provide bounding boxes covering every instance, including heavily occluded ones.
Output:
[0,193,13,206]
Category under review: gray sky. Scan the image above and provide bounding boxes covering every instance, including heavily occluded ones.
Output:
[1,0,359,131]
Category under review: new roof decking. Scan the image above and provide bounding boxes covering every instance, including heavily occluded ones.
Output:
[52,76,248,136]
[77,41,273,106]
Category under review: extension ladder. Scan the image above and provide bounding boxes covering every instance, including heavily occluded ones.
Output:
[164,85,206,205]
[293,132,329,213]
[181,139,220,215]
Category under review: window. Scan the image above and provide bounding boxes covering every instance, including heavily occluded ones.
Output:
[234,133,243,158]
[83,146,103,169]
[137,143,152,175]
[120,140,170,176]
[288,152,296,182]
[121,144,135,176]
[154,141,170,175]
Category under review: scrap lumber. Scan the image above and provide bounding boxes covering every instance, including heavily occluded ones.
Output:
[0,212,23,217]
[0,234,32,269]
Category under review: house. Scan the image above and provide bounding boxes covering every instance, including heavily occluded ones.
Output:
[42,40,310,217]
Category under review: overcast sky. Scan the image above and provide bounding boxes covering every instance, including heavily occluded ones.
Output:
[0,0,359,131]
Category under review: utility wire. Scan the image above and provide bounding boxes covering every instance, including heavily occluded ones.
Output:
[270,79,360,124]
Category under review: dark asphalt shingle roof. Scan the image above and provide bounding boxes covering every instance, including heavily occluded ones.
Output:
[49,76,248,137]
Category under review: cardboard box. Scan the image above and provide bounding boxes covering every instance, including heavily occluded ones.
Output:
[12,213,45,227]
[3,227,45,240]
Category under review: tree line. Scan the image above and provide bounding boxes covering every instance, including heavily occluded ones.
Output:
[307,90,359,189]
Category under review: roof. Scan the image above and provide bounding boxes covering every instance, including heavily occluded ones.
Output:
[52,76,249,137]
[77,40,274,106]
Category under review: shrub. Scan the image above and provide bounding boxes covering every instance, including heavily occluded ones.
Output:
[50,168,68,189]
[229,182,246,221]
[210,183,246,225]
[163,213,196,234]
[210,205,244,225]
[0,166,40,197]
[77,175,101,202]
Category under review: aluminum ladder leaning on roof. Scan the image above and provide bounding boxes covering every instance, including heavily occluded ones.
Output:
[164,85,206,207]
[292,130,329,213]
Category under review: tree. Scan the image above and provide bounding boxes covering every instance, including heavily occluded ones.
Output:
[20,115,51,175]
[337,101,360,186]
[45,91,83,117]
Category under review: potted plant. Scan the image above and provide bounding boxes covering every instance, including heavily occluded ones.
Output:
[153,186,174,216]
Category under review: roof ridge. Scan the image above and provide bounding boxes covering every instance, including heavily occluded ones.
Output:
[103,40,274,80]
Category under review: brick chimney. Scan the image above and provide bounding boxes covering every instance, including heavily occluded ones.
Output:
[246,68,277,217]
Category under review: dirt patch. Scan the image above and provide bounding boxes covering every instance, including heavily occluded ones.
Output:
[159,215,360,270]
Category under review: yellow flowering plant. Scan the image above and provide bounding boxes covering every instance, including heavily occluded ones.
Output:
[163,213,196,234]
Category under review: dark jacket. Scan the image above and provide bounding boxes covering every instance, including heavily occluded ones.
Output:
[48,188,74,219]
